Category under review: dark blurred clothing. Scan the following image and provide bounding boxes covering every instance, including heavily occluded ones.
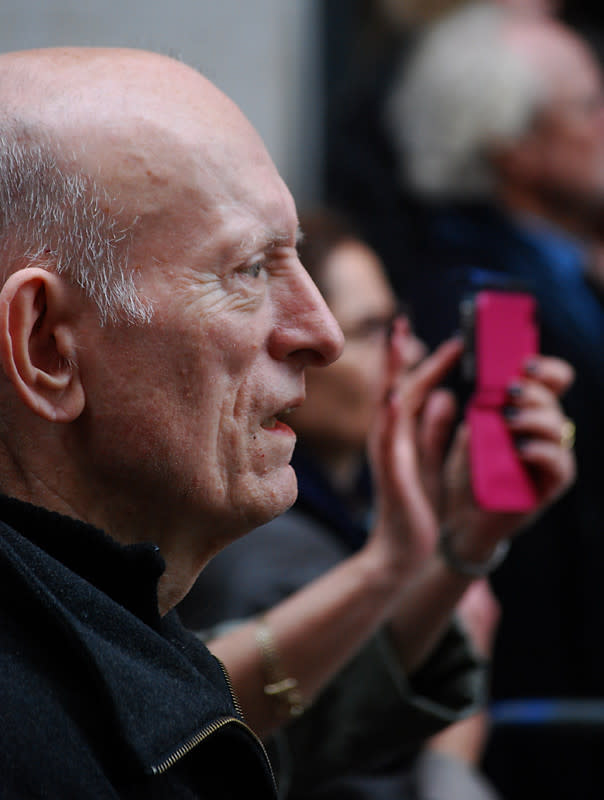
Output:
[352,197,604,799]
[324,6,604,792]
[178,446,495,800]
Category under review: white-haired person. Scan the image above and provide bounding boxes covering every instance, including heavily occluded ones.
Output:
[333,4,604,799]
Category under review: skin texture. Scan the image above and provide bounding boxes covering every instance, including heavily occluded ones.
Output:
[0,48,344,613]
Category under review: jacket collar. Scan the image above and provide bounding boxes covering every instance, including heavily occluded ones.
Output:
[0,494,249,776]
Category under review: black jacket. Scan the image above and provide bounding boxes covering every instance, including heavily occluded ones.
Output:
[0,495,275,799]
[179,448,489,799]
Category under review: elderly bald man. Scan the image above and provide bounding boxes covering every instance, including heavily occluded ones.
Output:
[0,47,344,798]
[0,46,576,800]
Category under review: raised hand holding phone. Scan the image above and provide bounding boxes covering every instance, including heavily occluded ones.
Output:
[463,288,539,511]
[442,352,576,569]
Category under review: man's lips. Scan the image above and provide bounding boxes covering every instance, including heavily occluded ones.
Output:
[261,407,294,430]
[260,396,304,430]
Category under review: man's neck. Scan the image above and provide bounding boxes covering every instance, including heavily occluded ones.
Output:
[0,451,210,617]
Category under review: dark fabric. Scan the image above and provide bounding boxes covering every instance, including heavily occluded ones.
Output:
[179,448,489,800]
[0,495,275,799]
[277,625,486,797]
[343,198,604,799]
[292,446,370,552]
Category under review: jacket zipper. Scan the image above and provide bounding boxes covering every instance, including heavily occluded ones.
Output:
[216,656,245,718]
[151,715,251,775]
[151,659,276,787]
[217,657,277,789]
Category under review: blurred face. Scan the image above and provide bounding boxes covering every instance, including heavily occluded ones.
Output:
[511,24,604,215]
[539,55,604,201]
[291,241,425,455]
[74,64,344,549]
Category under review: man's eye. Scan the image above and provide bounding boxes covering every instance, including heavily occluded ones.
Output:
[242,261,265,278]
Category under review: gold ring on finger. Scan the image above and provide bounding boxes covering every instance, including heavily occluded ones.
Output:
[560,418,576,450]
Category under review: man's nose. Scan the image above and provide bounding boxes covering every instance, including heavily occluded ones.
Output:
[270,263,344,367]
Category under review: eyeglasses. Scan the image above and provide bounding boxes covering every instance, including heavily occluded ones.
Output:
[340,309,408,343]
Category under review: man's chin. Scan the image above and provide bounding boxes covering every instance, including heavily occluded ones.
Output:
[245,465,298,529]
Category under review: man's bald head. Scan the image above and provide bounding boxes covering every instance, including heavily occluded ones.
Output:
[0,48,275,324]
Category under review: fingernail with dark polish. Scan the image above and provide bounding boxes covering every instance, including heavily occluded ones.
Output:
[525,359,539,375]
[515,436,530,450]
[502,405,519,419]
[508,383,523,398]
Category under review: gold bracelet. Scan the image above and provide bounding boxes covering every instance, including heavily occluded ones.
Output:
[255,616,306,718]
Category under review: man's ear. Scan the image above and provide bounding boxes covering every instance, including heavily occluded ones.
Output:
[0,267,86,422]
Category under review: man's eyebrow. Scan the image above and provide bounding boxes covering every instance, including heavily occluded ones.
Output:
[267,225,304,249]
[230,225,303,260]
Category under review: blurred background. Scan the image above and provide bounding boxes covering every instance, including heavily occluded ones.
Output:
[0,1,600,208]
[0,0,324,208]
[3,2,604,798]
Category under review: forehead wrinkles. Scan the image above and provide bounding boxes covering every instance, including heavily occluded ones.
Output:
[56,118,236,267]
[9,86,296,272]
[117,116,296,268]
[203,197,301,265]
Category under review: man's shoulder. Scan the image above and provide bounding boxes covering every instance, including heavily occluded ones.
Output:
[0,554,119,795]
[0,513,275,797]
[0,664,117,798]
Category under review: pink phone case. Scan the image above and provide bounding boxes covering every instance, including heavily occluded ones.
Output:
[466,290,539,511]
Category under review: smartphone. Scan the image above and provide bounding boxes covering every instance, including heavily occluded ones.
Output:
[461,287,539,512]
